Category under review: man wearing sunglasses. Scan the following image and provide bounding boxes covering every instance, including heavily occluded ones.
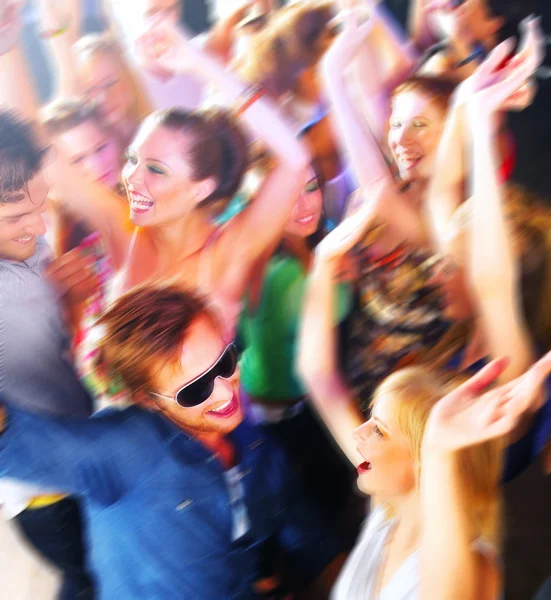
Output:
[0,283,344,599]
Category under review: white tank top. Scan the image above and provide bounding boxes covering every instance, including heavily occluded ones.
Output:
[332,506,497,600]
[332,506,419,600]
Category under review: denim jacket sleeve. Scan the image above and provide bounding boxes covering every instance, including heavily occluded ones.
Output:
[0,399,157,503]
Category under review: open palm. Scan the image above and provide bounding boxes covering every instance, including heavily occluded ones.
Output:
[323,6,375,71]
[455,16,544,112]
[136,18,195,76]
[425,352,551,452]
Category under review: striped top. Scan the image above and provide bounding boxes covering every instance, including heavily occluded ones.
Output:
[0,237,92,517]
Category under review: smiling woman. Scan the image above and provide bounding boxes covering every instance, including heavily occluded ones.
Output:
[122,107,248,226]
[74,33,152,148]
[388,75,454,182]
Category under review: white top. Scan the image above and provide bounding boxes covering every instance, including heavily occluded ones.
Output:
[333,506,497,600]
[332,506,419,600]
[224,466,251,542]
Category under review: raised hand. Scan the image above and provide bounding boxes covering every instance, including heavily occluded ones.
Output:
[454,16,544,112]
[0,1,21,56]
[322,5,375,72]
[136,16,196,77]
[45,247,99,304]
[36,0,71,38]
[424,351,551,453]
[315,183,382,264]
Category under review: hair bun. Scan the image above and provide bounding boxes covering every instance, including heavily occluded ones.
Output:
[156,107,249,205]
[205,109,249,203]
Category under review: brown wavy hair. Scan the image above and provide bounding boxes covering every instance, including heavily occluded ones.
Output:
[97,283,212,396]
[237,1,336,98]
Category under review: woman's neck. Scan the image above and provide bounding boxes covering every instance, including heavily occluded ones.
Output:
[149,210,217,270]
[396,177,429,217]
[282,234,313,269]
[386,492,422,550]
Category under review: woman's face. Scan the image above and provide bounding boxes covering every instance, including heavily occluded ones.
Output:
[122,120,214,227]
[284,169,323,238]
[431,0,503,45]
[81,53,134,128]
[56,121,120,190]
[353,392,417,499]
[388,89,447,182]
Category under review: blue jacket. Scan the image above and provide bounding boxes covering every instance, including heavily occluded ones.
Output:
[0,401,341,599]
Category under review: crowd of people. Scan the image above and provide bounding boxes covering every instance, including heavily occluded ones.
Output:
[0,0,550,599]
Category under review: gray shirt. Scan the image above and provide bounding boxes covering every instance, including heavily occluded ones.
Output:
[0,237,92,416]
[0,238,92,517]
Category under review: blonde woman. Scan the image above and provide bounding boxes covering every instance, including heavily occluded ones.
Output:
[33,0,152,147]
[329,353,551,600]
[297,28,551,599]
[74,33,153,148]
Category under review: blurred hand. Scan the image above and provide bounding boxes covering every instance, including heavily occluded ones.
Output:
[0,1,21,56]
[424,351,551,453]
[36,0,71,37]
[322,6,375,73]
[45,248,98,304]
[315,183,382,265]
[455,16,544,112]
[136,16,196,76]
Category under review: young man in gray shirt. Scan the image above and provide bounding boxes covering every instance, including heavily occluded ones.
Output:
[0,110,96,599]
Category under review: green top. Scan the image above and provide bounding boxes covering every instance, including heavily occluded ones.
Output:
[239,254,351,400]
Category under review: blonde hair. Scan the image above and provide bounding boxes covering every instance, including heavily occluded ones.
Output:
[501,183,551,352]
[371,367,503,548]
[74,33,152,122]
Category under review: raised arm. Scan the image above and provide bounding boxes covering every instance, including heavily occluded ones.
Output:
[424,100,466,257]
[323,9,392,188]
[420,351,551,600]
[36,0,82,98]
[409,0,439,52]
[463,20,544,382]
[0,4,132,268]
[322,9,426,244]
[0,5,40,121]
[350,1,418,142]
[138,19,310,265]
[297,189,381,467]
[44,151,132,270]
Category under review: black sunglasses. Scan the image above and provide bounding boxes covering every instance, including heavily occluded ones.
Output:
[152,344,238,408]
